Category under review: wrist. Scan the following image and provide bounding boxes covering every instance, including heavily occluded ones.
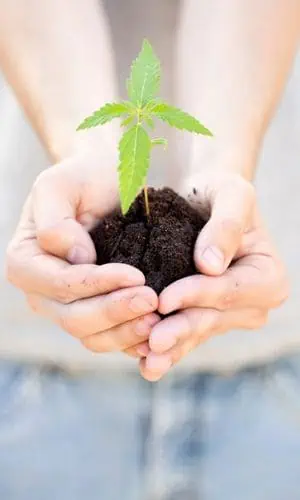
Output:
[189,134,260,182]
[48,120,120,165]
[170,135,259,194]
[175,166,255,211]
[53,137,120,206]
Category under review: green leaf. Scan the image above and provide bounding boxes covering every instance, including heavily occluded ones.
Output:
[150,103,213,136]
[121,115,135,128]
[118,125,151,214]
[144,116,154,129]
[77,102,132,130]
[144,98,162,112]
[151,137,168,149]
[127,39,161,107]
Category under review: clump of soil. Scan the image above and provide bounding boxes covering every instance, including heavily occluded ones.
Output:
[90,188,206,294]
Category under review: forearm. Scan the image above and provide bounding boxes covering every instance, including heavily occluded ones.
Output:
[175,0,300,182]
[0,0,117,162]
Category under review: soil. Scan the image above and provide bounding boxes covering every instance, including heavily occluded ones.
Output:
[90,188,206,295]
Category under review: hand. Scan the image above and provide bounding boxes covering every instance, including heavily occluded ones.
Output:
[135,171,289,381]
[6,152,159,354]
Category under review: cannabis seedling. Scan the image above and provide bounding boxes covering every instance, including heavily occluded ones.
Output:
[77,39,212,216]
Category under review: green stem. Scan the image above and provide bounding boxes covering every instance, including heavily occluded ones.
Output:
[144,184,150,220]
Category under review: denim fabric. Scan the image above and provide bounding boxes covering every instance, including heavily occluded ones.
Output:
[1,356,300,500]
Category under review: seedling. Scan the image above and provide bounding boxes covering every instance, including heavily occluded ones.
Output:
[77,39,212,216]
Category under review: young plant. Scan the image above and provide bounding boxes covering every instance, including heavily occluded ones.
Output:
[77,39,212,216]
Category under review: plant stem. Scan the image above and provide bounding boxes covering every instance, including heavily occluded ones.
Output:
[143,185,150,219]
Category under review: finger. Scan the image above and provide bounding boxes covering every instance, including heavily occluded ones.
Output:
[27,286,158,338]
[150,307,267,355]
[82,314,160,353]
[139,353,173,382]
[194,176,255,275]
[7,237,145,301]
[142,334,203,381]
[153,307,266,369]
[142,307,267,380]
[159,254,283,315]
[33,168,96,264]
[150,307,219,354]
[124,341,150,358]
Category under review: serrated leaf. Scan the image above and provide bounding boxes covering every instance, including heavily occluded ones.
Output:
[127,39,161,107]
[150,103,213,136]
[151,137,168,149]
[145,116,154,129]
[118,125,151,214]
[121,115,135,127]
[77,102,132,130]
[143,98,161,112]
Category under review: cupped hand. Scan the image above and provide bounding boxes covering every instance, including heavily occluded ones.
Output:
[6,153,159,354]
[136,171,289,381]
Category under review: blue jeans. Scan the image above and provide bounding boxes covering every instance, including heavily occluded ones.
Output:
[1,356,300,500]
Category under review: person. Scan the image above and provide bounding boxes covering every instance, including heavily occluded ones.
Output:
[0,0,299,498]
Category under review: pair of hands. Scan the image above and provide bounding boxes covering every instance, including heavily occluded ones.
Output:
[6,153,289,381]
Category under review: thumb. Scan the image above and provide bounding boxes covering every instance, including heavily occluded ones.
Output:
[194,177,255,275]
[33,169,97,264]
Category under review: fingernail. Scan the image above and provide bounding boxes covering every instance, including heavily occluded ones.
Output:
[68,246,90,265]
[130,295,155,314]
[200,246,224,272]
[136,343,150,357]
[136,315,160,337]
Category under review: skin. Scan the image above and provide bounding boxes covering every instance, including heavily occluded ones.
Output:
[6,154,160,354]
[1,0,299,380]
[1,0,160,354]
[138,171,288,381]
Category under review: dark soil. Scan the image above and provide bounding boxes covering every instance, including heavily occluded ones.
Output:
[90,188,206,294]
